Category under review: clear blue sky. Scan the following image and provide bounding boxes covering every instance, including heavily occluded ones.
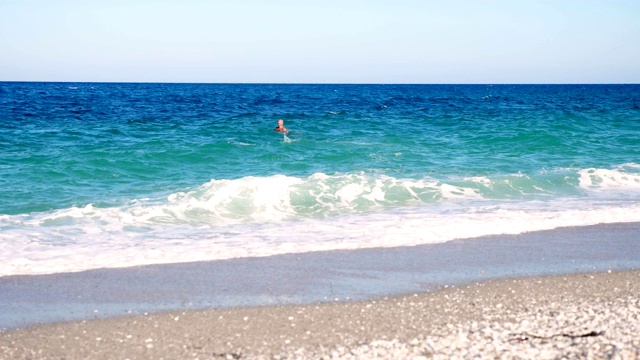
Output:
[1,0,639,83]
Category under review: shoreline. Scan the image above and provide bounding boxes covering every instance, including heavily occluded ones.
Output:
[2,269,639,358]
[2,222,640,331]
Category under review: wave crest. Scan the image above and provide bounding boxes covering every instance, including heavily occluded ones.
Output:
[578,165,640,192]
[7,166,640,229]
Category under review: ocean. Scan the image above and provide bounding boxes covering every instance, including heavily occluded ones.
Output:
[1,83,639,277]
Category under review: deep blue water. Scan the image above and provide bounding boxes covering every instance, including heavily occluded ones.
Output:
[1,83,640,276]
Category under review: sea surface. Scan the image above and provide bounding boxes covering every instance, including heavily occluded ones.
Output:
[1,83,640,277]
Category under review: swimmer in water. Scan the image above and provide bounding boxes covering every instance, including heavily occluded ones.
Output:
[274,119,289,134]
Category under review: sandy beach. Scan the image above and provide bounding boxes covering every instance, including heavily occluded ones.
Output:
[1,270,639,359]
[1,223,640,358]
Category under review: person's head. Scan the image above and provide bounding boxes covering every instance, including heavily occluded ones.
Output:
[278,119,284,126]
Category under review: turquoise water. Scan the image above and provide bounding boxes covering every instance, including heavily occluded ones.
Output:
[1,83,640,276]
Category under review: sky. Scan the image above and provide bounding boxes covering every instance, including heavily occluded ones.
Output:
[1,0,639,83]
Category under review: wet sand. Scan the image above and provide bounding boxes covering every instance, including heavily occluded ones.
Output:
[2,222,640,330]
[1,222,640,358]
[1,270,639,359]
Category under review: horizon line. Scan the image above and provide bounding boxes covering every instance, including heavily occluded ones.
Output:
[2,81,639,86]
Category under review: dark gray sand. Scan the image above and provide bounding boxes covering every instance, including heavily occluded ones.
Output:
[1,270,639,359]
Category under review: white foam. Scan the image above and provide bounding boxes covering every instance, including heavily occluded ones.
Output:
[2,198,640,277]
[439,184,482,199]
[578,167,640,192]
[620,162,640,169]
[228,141,254,146]
[2,169,640,277]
